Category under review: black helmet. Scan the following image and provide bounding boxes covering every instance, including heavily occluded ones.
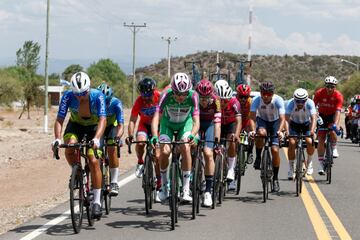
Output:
[138,77,156,96]
[260,81,275,93]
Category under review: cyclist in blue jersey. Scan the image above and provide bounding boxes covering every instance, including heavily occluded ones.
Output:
[97,83,124,196]
[52,72,106,218]
[249,81,285,192]
[285,88,317,178]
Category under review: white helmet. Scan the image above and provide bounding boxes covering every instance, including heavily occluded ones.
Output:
[324,76,338,85]
[293,88,308,101]
[215,79,233,99]
[171,72,192,93]
[70,71,90,94]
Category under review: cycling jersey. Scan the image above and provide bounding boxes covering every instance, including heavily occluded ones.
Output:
[199,93,221,123]
[156,88,199,124]
[131,90,161,125]
[106,97,124,126]
[285,98,316,124]
[314,88,343,116]
[250,94,285,122]
[221,97,241,125]
[57,89,106,126]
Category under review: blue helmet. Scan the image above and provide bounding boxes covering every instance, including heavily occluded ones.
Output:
[97,83,113,101]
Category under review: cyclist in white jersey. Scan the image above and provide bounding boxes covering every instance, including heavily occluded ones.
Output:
[249,82,285,192]
[285,88,317,178]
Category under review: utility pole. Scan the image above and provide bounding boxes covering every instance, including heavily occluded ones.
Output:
[161,36,177,78]
[247,0,253,86]
[124,22,147,104]
[44,0,50,133]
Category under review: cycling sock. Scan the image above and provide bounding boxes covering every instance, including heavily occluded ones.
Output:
[228,157,236,170]
[205,175,214,193]
[110,168,119,183]
[307,154,313,163]
[331,142,337,148]
[138,158,144,164]
[318,156,324,162]
[256,148,262,159]
[156,175,161,190]
[182,171,191,191]
[160,169,168,187]
[288,160,294,168]
[93,188,101,205]
[273,167,279,180]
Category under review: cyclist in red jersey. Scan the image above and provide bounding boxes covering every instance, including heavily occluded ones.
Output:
[214,80,242,190]
[126,77,161,199]
[344,98,355,139]
[196,79,221,207]
[236,84,254,163]
[313,76,343,175]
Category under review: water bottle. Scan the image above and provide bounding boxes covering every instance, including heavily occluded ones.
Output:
[317,115,323,126]
[332,124,341,136]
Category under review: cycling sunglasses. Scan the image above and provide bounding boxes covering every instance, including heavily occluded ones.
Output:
[74,91,88,97]
[261,92,273,97]
[141,91,153,97]
[295,99,306,104]
[174,91,188,97]
[238,95,248,100]
[325,84,336,89]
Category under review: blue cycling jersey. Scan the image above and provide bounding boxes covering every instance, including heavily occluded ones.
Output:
[57,89,107,126]
[106,97,124,126]
[285,98,316,124]
[250,94,285,122]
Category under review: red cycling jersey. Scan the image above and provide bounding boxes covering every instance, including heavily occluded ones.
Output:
[314,88,343,116]
[237,96,252,130]
[199,93,221,123]
[131,90,161,126]
[221,97,241,125]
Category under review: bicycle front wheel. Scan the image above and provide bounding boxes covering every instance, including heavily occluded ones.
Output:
[144,153,153,215]
[325,139,333,184]
[170,162,178,230]
[70,164,84,233]
[236,144,246,195]
[102,162,111,215]
[261,150,270,203]
[212,154,221,209]
[295,149,303,196]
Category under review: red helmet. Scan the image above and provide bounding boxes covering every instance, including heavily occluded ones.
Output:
[196,79,214,96]
[236,84,251,97]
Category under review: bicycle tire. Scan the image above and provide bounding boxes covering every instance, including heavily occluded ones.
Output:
[325,137,332,184]
[84,166,94,227]
[69,164,84,233]
[192,153,201,219]
[219,154,226,204]
[102,162,111,215]
[212,154,221,209]
[236,144,245,195]
[261,150,269,203]
[170,161,177,230]
[295,147,303,197]
[144,153,152,215]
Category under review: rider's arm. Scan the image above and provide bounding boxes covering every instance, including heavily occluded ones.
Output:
[285,115,290,133]
[276,95,286,132]
[94,117,107,139]
[249,96,260,132]
[151,111,160,137]
[235,115,242,137]
[191,114,200,137]
[115,100,125,138]
[214,96,222,141]
[116,123,124,138]
[191,91,200,136]
[54,117,64,140]
[128,115,138,137]
[278,114,286,132]
[249,112,256,132]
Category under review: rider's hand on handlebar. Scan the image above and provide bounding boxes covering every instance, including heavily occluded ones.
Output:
[277,131,284,141]
[91,138,100,149]
[125,135,133,145]
[51,139,61,151]
[249,131,256,139]
[150,136,159,148]
[187,134,195,145]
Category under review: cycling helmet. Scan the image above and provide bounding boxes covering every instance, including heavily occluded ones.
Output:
[138,77,156,96]
[293,88,308,101]
[260,81,275,93]
[324,76,338,85]
[196,79,214,96]
[236,84,251,97]
[171,72,192,93]
[355,95,360,103]
[70,71,90,94]
[215,79,233,99]
[97,83,113,100]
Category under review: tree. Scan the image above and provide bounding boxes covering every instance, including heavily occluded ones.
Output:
[16,41,41,73]
[62,64,84,81]
[0,69,22,105]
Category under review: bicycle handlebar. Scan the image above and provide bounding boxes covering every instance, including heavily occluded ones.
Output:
[53,141,99,160]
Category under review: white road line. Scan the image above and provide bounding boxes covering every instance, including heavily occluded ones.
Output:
[20,174,137,240]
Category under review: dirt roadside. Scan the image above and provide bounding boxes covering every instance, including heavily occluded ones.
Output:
[0,107,137,235]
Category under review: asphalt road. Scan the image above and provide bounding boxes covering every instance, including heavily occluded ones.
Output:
[1,138,359,240]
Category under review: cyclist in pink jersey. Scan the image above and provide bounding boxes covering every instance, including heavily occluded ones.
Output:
[196,79,221,207]
[214,80,242,190]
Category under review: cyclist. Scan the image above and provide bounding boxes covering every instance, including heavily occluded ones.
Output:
[214,79,242,190]
[350,95,360,143]
[151,72,200,203]
[285,88,317,178]
[126,77,161,201]
[97,83,124,196]
[249,81,285,192]
[314,76,343,175]
[195,79,221,207]
[344,98,355,139]
[236,84,254,162]
[52,72,106,218]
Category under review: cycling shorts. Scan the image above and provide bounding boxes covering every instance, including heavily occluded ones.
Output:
[200,120,215,149]
[159,117,193,142]
[137,121,152,139]
[221,122,236,138]
[256,117,280,146]
[289,121,310,136]
[317,113,335,136]
[241,119,251,131]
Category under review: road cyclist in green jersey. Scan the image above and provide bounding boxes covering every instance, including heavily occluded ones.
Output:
[151,72,200,203]
[52,71,107,218]
[97,83,124,196]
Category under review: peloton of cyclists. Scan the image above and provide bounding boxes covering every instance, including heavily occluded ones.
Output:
[285,88,317,178]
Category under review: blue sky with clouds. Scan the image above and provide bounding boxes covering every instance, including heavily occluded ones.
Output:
[0,0,359,74]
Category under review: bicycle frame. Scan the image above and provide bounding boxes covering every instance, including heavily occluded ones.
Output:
[231,59,252,89]
[184,60,202,86]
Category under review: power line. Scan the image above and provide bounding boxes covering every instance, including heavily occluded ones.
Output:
[124,22,147,104]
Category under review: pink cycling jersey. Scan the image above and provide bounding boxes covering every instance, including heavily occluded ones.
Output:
[221,97,241,125]
[199,93,221,123]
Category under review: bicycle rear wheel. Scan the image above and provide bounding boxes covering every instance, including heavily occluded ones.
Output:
[170,161,178,230]
[212,154,221,209]
[102,162,111,215]
[69,164,84,233]
[236,144,245,195]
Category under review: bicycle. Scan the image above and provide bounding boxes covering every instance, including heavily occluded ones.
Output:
[235,131,250,195]
[286,133,313,196]
[100,137,122,215]
[231,59,252,89]
[127,137,156,215]
[184,60,202,87]
[53,135,99,233]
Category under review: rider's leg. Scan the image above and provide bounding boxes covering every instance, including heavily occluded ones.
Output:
[288,137,296,180]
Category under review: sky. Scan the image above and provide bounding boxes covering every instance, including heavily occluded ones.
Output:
[0,0,360,74]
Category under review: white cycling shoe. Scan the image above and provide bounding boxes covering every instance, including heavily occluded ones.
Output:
[181,189,192,203]
[158,185,169,202]
[333,148,339,158]
[318,161,325,175]
[226,168,235,181]
[202,192,212,207]
[306,161,313,175]
[228,181,236,191]
[135,164,144,178]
